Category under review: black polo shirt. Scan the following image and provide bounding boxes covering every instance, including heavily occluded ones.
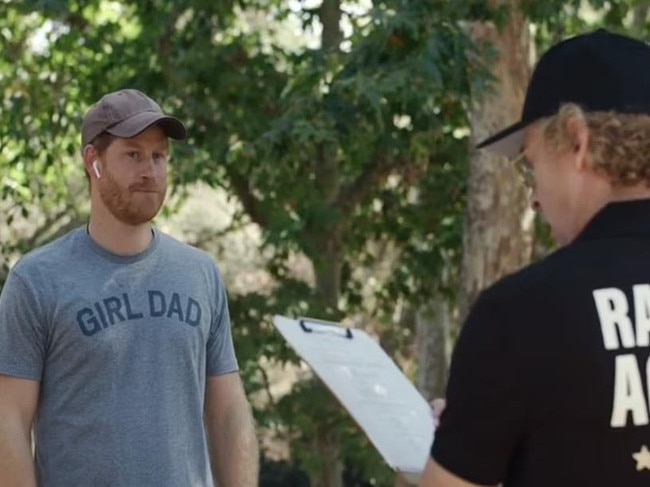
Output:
[431,199,650,486]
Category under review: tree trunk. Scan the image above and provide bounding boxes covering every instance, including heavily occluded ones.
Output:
[306,3,345,485]
[308,237,345,487]
[631,2,650,38]
[310,426,344,487]
[394,475,415,487]
[391,292,451,486]
[415,292,451,402]
[457,2,534,328]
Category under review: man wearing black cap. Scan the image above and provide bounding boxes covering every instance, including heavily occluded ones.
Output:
[0,89,259,486]
[419,29,650,487]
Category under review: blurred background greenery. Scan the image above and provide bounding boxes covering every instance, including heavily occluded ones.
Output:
[2,1,649,485]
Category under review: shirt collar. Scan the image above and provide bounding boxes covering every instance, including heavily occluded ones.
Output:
[576,198,650,241]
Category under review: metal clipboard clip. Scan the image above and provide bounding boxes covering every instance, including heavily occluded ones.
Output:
[298,316,353,339]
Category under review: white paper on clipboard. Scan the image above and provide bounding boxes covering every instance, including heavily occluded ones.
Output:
[272,315,434,483]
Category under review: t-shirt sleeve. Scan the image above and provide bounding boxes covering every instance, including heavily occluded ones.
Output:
[206,266,239,376]
[0,270,48,380]
[430,289,527,485]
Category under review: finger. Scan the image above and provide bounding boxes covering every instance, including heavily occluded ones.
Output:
[431,398,447,420]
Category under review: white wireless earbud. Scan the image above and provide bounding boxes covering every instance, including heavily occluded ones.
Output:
[92,160,101,179]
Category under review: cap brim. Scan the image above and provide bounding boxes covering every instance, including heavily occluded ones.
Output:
[106,111,187,141]
[475,121,527,158]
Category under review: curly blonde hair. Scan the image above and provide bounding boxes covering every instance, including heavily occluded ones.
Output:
[543,103,650,186]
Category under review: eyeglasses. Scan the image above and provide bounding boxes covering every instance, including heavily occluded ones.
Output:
[511,151,534,188]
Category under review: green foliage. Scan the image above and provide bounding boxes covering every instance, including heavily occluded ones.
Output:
[4,0,649,484]
[522,0,650,50]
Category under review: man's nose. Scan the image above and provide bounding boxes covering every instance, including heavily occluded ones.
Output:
[139,157,157,178]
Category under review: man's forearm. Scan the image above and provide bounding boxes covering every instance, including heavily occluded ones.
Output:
[0,419,37,487]
[208,403,259,487]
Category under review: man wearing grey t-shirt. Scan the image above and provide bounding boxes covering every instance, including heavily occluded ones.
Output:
[0,89,259,487]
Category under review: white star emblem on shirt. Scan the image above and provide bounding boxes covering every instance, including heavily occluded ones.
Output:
[633,445,650,471]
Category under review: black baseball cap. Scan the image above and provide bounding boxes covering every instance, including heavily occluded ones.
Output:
[477,29,650,158]
[81,89,186,147]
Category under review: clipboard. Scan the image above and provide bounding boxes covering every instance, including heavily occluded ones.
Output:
[272,315,434,483]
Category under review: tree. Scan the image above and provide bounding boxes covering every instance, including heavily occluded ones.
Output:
[457,0,534,326]
[2,1,477,485]
[4,1,647,486]
[413,0,650,461]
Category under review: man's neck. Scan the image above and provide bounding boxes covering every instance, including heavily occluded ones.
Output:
[609,184,650,202]
[566,183,650,245]
[87,216,154,256]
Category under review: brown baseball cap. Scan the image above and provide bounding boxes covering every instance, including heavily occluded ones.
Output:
[81,89,187,147]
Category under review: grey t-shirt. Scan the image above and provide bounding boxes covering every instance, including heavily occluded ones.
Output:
[0,227,238,487]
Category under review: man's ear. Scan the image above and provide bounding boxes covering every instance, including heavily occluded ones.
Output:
[564,115,590,171]
[82,145,98,179]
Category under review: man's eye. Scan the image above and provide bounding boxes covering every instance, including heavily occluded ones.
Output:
[153,154,167,163]
[127,151,140,160]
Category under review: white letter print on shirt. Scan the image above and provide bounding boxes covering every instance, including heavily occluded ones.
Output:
[593,286,650,428]
[633,285,650,347]
[610,355,649,427]
[593,288,636,350]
